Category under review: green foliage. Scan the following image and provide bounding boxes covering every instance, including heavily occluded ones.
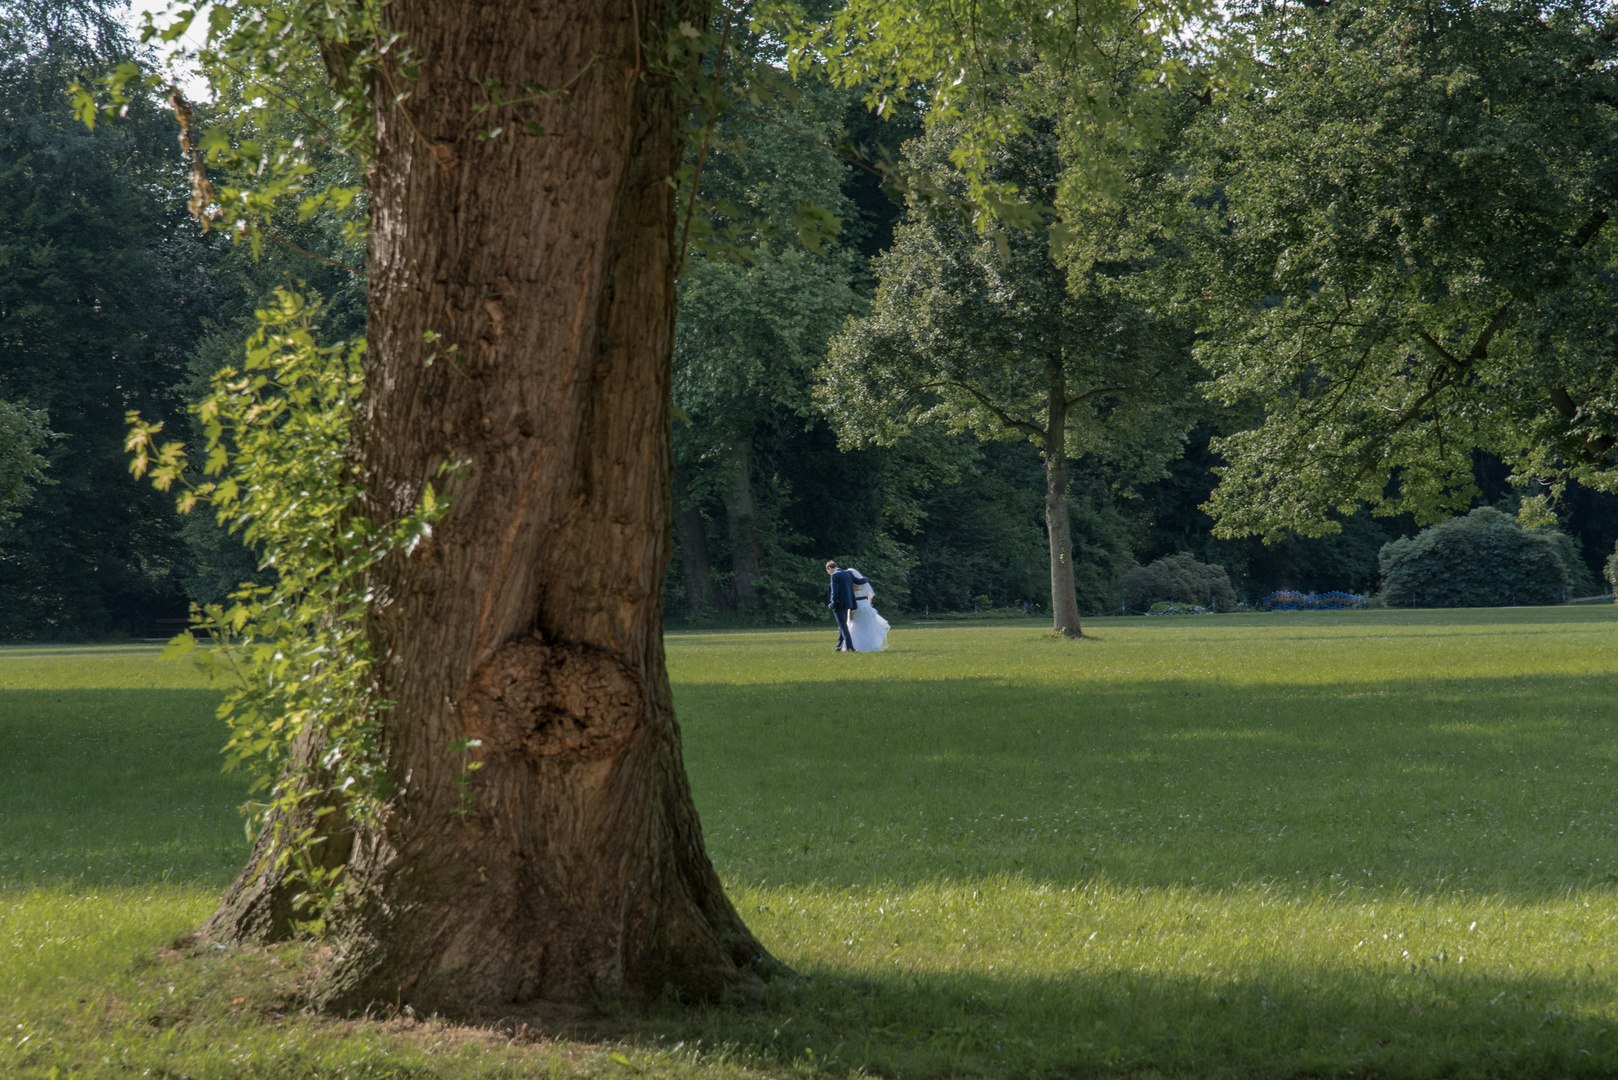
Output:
[29,0,367,632]
[887,442,1136,614]
[671,72,874,620]
[1182,0,1618,539]
[1119,551,1238,611]
[1066,483,1137,612]
[126,290,449,925]
[73,0,377,256]
[0,399,51,525]
[1129,426,1419,598]
[823,121,1192,465]
[1605,541,1618,598]
[0,0,209,637]
[784,0,1233,220]
[1378,507,1596,607]
[174,271,366,610]
[899,441,1049,612]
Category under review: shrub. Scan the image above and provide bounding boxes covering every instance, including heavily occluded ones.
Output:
[1604,541,1618,600]
[1120,552,1239,611]
[1378,507,1596,607]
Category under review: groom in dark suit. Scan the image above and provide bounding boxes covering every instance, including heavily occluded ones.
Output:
[825,560,868,653]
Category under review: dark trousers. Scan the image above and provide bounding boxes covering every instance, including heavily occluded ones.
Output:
[833,604,856,651]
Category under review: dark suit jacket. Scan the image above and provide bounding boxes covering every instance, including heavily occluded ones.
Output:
[827,568,869,609]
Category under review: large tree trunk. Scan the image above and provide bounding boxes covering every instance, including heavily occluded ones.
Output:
[724,442,764,610]
[202,0,779,1014]
[1044,354,1083,637]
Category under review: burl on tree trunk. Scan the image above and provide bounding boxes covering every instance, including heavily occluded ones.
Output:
[202,0,780,1012]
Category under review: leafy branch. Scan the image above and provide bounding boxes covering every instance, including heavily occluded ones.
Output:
[126,289,452,931]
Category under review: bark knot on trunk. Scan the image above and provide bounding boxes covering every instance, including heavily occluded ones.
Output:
[462,635,644,761]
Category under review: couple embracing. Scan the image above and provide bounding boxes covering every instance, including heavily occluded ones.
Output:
[825,560,890,653]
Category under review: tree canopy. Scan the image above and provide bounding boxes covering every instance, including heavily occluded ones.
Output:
[789,0,1235,215]
[1180,0,1618,540]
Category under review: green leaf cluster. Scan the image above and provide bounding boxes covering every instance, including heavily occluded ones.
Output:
[781,0,1239,220]
[128,289,450,926]
[0,399,51,528]
[1119,550,1238,610]
[670,47,885,619]
[71,0,375,264]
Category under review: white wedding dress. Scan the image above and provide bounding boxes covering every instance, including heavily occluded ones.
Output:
[846,569,890,652]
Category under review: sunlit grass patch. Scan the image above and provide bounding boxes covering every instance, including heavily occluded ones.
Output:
[4,610,1618,1077]
[0,646,247,887]
[725,877,1618,1076]
[0,884,782,1078]
[666,608,1618,1075]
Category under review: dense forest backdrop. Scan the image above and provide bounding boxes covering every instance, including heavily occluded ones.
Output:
[4,0,1617,638]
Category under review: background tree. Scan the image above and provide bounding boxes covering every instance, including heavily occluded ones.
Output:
[0,399,51,524]
[1178,0,1618,541]
[824,120,1195,634]
[1119,550,1238,611]
[0,0,207,637]
[672,77,865,618]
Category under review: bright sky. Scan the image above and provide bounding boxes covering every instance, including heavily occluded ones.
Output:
[119,0,212,98]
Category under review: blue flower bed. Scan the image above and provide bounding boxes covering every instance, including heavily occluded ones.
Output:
[1262,590,1366,611]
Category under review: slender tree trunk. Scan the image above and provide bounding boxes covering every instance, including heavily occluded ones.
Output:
[672,471,715,615]
[724,441,763,611]
[1044,353,1083,637]
[203,0,779,1013]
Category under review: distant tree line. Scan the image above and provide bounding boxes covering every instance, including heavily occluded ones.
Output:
[0,0,358,638]
[4,0,1618,639]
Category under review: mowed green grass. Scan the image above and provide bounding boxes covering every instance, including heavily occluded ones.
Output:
[4,609,1618,1078]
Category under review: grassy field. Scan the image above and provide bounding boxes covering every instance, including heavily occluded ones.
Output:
[4,608,1618,1077]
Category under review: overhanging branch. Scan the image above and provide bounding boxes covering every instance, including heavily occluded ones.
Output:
[925,380,1046,440]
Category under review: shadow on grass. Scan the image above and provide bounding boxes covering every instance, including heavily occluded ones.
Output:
[120,927,1618,1080]
[0,688,246,887]
[621,960,1618,1080]
[680,672,1618,901]
[51,932,1616,1080]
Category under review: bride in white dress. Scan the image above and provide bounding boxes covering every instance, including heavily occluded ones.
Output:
[846,568,890,652]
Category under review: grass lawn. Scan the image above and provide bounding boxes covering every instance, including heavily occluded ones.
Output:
[4,608,1618,1077]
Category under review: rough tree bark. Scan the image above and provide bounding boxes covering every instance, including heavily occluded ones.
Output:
[1043,351,1083,638]
[201,0,780,1013]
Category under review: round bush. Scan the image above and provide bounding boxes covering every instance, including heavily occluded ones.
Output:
[1378,507,1595,607]
[1120,552,1239,611]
